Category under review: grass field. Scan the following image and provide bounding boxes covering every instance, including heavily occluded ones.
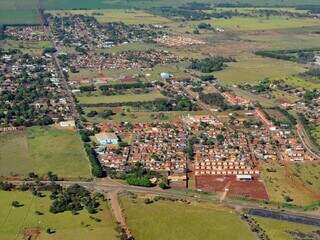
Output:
[84,107,207,123]
[192,16,320,31]
[0,126,90,179]
[254,216,319,240]
[120,194,255,240]
[77,91,166,105]
[0,0,39,24]
[215,54,305,85]
[260,159,318,206]
[310,125,320,147]
[0,40,53,55]
[0,191,118,240]
[49,9,172,25]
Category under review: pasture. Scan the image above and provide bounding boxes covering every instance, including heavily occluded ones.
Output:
[77,91,166,105]
[0,191,118,240]
[0,126,91,179]
[120,194,256,240]
[254,216,320,240]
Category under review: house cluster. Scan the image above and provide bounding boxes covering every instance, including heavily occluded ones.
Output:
[155,35,206,47]
[222,92,251,106]
[253,108,319,162]
[4,26,49,41]
[48,14,165,50]
[67,49,179,72]
[0,48,73,126]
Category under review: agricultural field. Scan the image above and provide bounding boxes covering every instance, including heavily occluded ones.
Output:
[215,54,305,85]
[254,216,320,240]
[192,16,320,31]
[0,0,39,25]
[77,91,166,105]
[0,126,90,179]
[120,194,256,240]
[0,190,118,240]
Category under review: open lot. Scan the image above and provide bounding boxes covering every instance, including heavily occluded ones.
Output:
[0,40,53,56]
[77,91,166,105]
[0,191,118,240]
[0,126,90,179]
[260,159,319,206]
[254,216,320,240]
[120,194,255,240]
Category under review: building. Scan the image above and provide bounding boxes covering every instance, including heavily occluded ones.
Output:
[95,132,118,145]
[59,120,76,128]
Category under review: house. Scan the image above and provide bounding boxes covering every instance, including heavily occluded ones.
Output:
[236,174,252,181]
[59,120,76,128]
[95,132,118,145]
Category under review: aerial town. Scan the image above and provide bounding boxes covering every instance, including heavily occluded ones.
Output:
[0,1,320,240]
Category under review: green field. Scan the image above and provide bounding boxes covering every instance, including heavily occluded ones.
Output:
[215,54,305,85]
[120,194,256,240]
[0,126,90,179]
[310,125,320,147]
[260,160,318,206]
[0,0,39,24]
[254,216,319,240]
[49,9,173,25]
[0,40,53,55]
[192,16,320,31]
[0,191,118,240]
[77,91,166,105]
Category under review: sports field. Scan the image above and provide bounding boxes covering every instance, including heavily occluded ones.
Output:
[120,194,256,240]
[0,191,118,240]
[254,216,319,240]
[0,126,90,179]
[77,91,166,105]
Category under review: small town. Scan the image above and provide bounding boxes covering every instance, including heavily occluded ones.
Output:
[1,2,320,240]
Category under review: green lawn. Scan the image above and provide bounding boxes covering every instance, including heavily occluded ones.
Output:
[215,54,305,85]
[77,91,166,104]
[0,191,118,240]
[0,126,91,179]
[254,216,319,240]
[120,194,256,240]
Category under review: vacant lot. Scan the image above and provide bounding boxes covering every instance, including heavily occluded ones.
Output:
[0,191,118,240]
[0,40,53,55]
[260,159,319,206]
[215,54,305,85]
[120,194,255,240]
[254,216,319,240]
[0,126,90,179]
[77,91,166,105]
